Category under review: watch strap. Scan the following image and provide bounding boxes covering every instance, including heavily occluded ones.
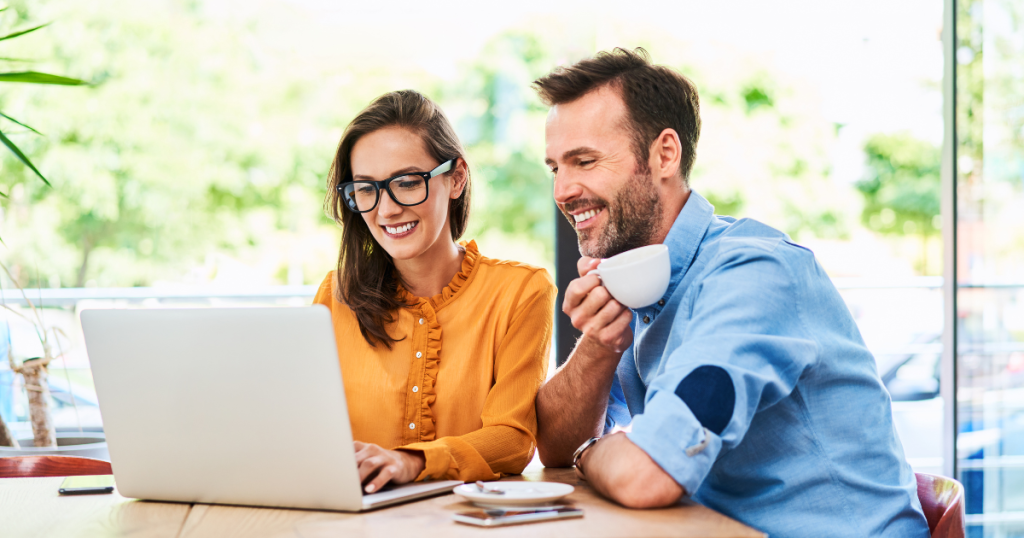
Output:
[572,436,601,475]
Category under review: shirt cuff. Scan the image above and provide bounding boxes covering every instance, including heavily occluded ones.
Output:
[399,441,456,481]
[626,389,722,495]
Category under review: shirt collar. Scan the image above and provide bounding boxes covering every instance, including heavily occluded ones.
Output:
[662,189,714,293]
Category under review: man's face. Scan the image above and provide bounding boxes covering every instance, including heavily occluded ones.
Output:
[545,85,663,258]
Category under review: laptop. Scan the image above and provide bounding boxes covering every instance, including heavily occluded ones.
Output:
[80,306,462,511]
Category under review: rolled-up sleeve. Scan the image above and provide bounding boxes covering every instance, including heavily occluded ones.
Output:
[626,247,818,495]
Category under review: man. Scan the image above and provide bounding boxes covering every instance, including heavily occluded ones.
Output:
[534,48,930,538]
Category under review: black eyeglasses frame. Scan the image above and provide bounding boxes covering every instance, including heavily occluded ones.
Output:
[339,159,456,214]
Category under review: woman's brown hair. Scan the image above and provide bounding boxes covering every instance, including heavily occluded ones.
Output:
[325,90,471,348]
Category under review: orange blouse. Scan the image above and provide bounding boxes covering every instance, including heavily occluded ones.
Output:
[313,240,555,482]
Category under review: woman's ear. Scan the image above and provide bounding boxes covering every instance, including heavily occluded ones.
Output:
[449,158,469,199]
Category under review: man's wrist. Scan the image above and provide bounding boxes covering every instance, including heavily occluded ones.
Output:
[573,436,601,479]
[577,335,625,365]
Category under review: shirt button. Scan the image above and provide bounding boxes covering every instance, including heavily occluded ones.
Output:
[412,386,419,393]
[416,351,422,358]
[419,318,424,325]
[409,423,416,430]
[658,299,665,306]
[643,315,651,324]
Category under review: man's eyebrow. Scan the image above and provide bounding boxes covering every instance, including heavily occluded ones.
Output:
[352,166,425,181]
[562,147,600,161]
[545,147,600,168]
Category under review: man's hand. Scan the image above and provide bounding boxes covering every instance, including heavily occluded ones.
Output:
[563,257,633,355]
[354,441,426,493]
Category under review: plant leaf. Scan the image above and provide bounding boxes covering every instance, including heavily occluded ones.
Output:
[0,71,87,85]
[0,111,42,135]
[0,129,49,186]
[0,23,49,43]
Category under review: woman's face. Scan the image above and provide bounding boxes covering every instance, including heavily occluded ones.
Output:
[349,126,467,262]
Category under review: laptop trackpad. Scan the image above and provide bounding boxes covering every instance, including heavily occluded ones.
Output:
[361,480,462,510]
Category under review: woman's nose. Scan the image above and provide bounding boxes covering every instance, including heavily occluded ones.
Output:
[376,190,402,218]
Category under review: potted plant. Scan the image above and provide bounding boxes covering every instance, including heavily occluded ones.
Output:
[0,260,108,459]
[0,9,100,457]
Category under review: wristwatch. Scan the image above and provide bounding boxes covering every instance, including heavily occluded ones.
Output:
[572,437,601,478]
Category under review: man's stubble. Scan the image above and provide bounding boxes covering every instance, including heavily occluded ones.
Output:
[574,165,663,259]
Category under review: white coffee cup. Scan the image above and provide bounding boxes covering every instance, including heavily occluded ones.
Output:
[592,244,671,309]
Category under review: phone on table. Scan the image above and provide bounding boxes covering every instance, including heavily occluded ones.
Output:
[58,475,115,495]
[453,507,583,527]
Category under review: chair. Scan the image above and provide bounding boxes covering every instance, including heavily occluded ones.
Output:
[0,455,112,478]
[916,472,965,538]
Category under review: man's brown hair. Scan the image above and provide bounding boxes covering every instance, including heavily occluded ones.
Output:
[533,47,701,181]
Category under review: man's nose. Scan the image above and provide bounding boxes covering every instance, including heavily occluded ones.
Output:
[553,172,583,206]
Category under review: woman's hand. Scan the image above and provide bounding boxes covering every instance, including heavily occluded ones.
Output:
[353,441,426,493]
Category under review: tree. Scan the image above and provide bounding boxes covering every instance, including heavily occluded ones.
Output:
[855,133,941,274]
[0,0,353,288]
[437,31,556,256]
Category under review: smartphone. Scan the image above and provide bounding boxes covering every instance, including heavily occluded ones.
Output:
[453,507,583,527]
[58,475,115,495]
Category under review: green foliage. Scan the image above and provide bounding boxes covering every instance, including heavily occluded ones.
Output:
[703,190,744,217]
[437,31,555,254]
[0,0,347,287]
[741,84,773,114]
[0,1,941,287]
[855,132,941,237]
[0,11,86,187]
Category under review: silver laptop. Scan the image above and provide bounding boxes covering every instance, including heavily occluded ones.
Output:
[80,306,462,511]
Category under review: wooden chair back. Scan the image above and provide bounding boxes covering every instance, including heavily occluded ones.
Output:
[916,472,965,538]
[0,455,112,478]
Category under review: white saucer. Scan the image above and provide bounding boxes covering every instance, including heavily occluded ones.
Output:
[454,482,575,506]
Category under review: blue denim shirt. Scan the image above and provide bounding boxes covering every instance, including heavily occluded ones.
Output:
[606,190,930,538]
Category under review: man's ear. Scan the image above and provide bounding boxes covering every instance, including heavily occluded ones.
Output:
[449,158,469,199]
[649,128,683,182]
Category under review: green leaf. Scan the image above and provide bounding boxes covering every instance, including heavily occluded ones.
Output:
[0,23,49,43]
[0,111,42,135]
[0,71,87,85]
[0,129,50,186]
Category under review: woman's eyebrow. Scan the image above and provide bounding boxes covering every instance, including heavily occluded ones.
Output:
[353,165,429,181]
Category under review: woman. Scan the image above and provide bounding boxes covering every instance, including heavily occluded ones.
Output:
[315,90,555,494]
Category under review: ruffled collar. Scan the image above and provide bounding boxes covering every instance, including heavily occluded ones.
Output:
[399,240,480,311]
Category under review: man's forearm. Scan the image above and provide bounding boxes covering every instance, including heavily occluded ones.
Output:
[580,432,685,509]
[536,337,621,466]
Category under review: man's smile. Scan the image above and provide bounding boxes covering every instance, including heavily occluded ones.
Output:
[568,206,606,230]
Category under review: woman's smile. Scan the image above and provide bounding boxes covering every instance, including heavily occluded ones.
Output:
[382,220,419,238]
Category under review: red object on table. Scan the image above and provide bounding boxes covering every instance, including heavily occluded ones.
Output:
[0,455,112,478]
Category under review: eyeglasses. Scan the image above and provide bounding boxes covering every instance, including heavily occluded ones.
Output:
[339,159,456,213]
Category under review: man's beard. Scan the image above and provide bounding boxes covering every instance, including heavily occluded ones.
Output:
[562,166,663,258]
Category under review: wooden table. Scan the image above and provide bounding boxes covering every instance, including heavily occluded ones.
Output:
[0,465,764,538]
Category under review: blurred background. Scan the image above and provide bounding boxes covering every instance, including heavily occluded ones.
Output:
[0,0,1020,535]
